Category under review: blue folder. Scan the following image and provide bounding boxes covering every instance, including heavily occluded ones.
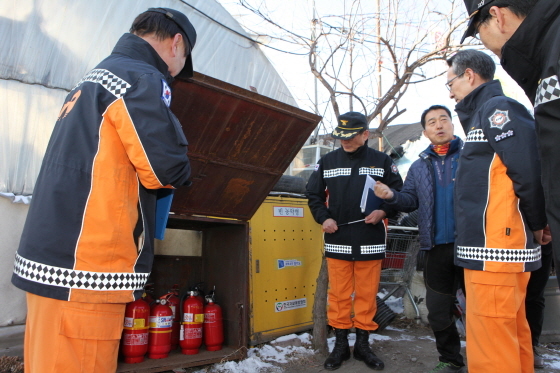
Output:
[363,188,383,215]
[155,189,174,240]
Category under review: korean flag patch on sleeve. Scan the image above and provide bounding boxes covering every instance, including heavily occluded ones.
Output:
[161,79,172,107]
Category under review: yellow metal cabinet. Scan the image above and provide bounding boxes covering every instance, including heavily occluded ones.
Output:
[249,196,323,345]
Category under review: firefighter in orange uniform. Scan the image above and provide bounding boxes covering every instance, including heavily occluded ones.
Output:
[12,8,196,373]
[306,112,403,371]
[448,50,550,373]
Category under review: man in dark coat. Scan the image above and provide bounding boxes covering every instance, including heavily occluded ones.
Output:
[447,49,548,373]
[460,1,558,368]
[12,8,196,373]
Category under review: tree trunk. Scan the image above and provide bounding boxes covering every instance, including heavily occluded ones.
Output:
[312,255,329,355]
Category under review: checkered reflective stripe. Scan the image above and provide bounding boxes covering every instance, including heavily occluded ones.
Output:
[465,129,487,142]
[360,245,385,254]
[456,246,541,262]
[323,168,351,178]
[325,244,352,254]
[535,75,560,108]
[74,69,131,98]
[359,168,384,177]
[13,254,149,291]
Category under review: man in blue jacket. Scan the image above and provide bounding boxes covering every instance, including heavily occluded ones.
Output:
[374,105,465,373]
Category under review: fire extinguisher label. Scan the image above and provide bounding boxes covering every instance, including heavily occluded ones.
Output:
[183,313,204,323]
[179,325,202,340]
[149,315,173,328]
[183,313,194,322]
[134,318,146,328]
[123,317,146,329]
[205,313,216,322]
[123,332,148,345]
[186,326,202,339]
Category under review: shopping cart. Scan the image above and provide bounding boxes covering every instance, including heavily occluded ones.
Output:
[379,225,421,320]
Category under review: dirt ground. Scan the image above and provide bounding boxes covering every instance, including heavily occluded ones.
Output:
[183,318,560,373]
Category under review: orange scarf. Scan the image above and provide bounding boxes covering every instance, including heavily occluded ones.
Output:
[431,143,450,155]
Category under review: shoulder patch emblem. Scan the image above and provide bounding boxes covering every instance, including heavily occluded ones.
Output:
[391,164,399,174]
[314,163,320,171]
[488,109,510,129]
[161,79,172,107]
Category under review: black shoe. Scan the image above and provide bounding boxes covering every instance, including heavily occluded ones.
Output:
[534,346,544,369]
[353,328,385,370]
[324,328,351,371]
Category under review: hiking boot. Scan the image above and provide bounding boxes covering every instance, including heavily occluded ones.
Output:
[430,361,467,372]
[324,328,351,370]
[534,347,544,369]
[353,328,384,370]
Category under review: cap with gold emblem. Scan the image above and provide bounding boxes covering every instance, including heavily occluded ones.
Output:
[331,111,368,140]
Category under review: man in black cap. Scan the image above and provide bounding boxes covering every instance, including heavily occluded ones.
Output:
[11,8,196,372]
[306,112,403,371]
[460,2,558,270]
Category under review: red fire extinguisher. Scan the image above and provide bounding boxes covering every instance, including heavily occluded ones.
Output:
[147,299,173,359]
[160,285,180,351]
[180,290,204,355]
[121,297,150,363]
[203,291,224,351]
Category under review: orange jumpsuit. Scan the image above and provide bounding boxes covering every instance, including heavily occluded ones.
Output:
[327,258,382,330]
[25,293,125,373]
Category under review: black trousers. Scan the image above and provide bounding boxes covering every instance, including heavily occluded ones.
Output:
[526,242,553,346]
[424,243,465,366]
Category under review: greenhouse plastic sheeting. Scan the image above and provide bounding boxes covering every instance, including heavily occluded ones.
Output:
[0,0,297,199]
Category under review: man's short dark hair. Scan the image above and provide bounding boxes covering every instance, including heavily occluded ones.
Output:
[446,50,496,82]
[420,105,452,129]
[130,11,190,54]
[478,0,539,26]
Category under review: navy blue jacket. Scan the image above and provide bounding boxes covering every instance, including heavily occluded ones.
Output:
[12,34,191,303]
[384,137,462,250]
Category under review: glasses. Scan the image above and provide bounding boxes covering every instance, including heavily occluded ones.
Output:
[473,21,482,40]
[445,72,465,91]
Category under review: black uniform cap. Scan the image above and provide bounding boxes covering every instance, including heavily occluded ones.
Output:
[461,0,496,44]
[148,7,197,79]
[331,112,369,140]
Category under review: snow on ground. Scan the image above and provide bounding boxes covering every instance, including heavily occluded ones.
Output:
[186,293,560,373]
[389,333,416,342]
[191,333,315,373]
[544,354,560,369]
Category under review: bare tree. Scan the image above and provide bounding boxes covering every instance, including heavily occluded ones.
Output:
[234,0,469,355]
